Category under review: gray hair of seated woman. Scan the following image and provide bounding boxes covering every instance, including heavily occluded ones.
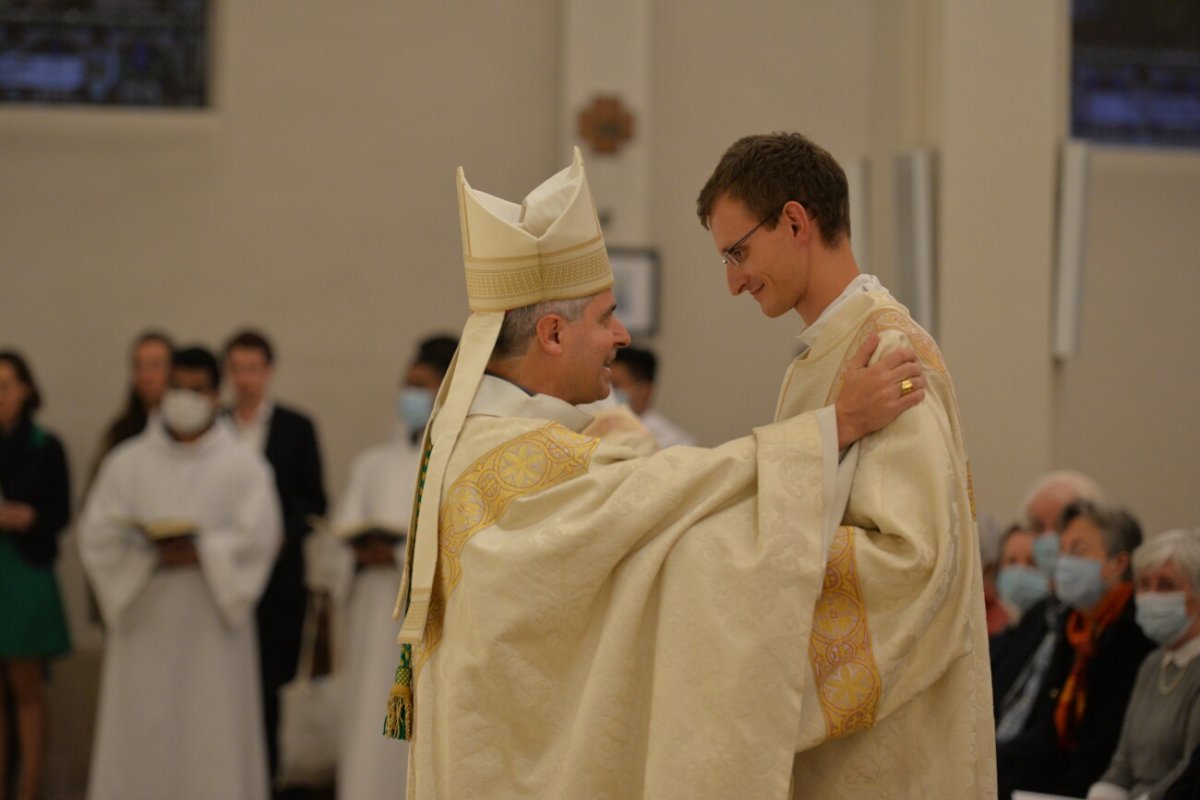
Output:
[1133,528,1200,591]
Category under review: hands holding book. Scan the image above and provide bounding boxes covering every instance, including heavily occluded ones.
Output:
[351,535,396,568]
[306,515,402,570]
[129,519,200,568]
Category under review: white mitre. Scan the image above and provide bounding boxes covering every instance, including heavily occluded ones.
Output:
[395,147,613,643]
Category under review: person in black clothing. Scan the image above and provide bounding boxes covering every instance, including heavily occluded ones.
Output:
[92,330,174,476]
[223,329,326,794]
[0,351,71,800]
[995,500,1155,799]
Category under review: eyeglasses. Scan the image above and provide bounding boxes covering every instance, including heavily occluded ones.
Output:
[721,206,785,269]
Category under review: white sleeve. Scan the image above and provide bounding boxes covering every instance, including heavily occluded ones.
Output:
[78,456,158,627]
[194,459,283,628]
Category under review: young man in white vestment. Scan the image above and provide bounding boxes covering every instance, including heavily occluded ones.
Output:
[81,346,282,800]
[386,148,931,799]
[698,132,997,798]
[306,335,455,800]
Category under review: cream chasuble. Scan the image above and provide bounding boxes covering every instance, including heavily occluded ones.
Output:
[778,288,998,799]
[80,420,281,800]
[407,375,847,799]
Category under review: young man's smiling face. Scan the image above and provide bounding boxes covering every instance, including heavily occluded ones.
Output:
[708,194,811,319]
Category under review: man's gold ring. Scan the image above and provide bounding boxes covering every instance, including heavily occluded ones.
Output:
[900,378,914,397]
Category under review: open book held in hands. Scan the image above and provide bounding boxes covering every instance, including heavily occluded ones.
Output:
[128,519,197,541]
[307,515,405,545]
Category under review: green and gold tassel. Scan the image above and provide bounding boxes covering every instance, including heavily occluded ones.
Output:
[383,643,414,740]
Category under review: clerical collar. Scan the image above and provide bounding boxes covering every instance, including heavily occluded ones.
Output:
[468,374,593,432]
[1166,631,1200,668]
[796,274,888,354]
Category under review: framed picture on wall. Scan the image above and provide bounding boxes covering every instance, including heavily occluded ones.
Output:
[609,248,659,337]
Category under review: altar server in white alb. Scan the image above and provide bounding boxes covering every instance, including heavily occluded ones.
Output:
[81,346,282,800]
[309,334,455,800]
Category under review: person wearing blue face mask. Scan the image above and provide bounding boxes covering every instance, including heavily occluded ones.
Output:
[996,500,1155,800]
[995,524,1051,624]
[1023,470,1107,576]
[1086,528,1200,800]
[304,333,455,800]
[397,336,457,443]
[609,347,697,449]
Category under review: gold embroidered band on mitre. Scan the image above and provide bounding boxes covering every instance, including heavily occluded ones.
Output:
[464,238,612,312]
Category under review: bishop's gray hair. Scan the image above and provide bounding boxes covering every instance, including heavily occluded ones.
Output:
[491,296,592,360]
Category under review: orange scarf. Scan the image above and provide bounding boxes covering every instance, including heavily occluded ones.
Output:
[1053,581,1134,749]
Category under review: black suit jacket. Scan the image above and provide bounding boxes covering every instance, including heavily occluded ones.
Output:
[262,403,326,584]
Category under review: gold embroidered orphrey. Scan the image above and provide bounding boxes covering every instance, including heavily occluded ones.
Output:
[808,526,882,739]
[805,307,975,739]
[415,423,600,676]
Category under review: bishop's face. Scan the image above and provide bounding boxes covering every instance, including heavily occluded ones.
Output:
[708,194,810,319]
[559,289,631,405]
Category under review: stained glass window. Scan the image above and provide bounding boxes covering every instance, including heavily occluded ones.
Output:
[1072,0,1200,148]
[0,1,208,108]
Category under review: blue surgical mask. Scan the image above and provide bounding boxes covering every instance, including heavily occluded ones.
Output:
[612,388,631,407]
[397,387,434,434]
[1053,554,1107,610]
[1033,532,1061,574]
[997,565,1051,614]
[1136,591,1196,647]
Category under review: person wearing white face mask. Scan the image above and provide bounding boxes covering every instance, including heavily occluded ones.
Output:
[997,499,1156,800]
[80,346,283,800]
[303,333,455,800]
[1087,528,1200,800]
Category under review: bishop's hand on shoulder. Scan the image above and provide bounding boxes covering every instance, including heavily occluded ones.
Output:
[834,332,926,449]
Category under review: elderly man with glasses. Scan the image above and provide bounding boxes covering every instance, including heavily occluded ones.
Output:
[698,131,997,799]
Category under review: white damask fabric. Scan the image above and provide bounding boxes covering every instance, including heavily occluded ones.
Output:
[406,376,841,799]
[779,289,998,799]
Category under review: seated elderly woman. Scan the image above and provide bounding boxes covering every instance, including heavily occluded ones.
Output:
[996,500,1157,800]
[1088,528,1200,800]
[996,523,1053,626]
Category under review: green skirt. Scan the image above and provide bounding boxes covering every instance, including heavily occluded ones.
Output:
[0,536,71,658]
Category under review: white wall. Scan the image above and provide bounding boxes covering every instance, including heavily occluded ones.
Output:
[1053,147,1200,535]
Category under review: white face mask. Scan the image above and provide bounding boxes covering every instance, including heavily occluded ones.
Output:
[160,388,214,436]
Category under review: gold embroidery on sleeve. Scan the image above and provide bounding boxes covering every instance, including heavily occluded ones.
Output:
[808,526,882,739]
[415,423,599,675]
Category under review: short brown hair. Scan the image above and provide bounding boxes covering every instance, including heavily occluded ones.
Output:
[696,132,850,247]
[223,328,275,365]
